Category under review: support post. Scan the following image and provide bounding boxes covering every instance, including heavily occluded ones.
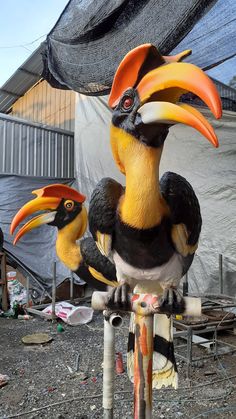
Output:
[219,254,223,294]
[103,313,115,419]
[186,327,193,381]
[26,276,30,308]
[1,253,8,311]
[92,292,201,419]
[70,271,74,302]
[183,272,188,296]
[51,262,57,322]
[134,312,153,419]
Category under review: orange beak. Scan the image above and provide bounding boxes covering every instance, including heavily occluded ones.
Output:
[10,184,86,244]
[109,44,222,147]
[136,62,221,147]
[10,196,61,244]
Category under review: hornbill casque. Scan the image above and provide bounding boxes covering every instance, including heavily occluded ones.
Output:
[10,44,222,389]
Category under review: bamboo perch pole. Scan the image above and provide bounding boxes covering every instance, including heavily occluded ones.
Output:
[92,291,201,419]
[92,293,201,317]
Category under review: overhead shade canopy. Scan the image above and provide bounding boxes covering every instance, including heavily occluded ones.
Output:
[42,0,217,95]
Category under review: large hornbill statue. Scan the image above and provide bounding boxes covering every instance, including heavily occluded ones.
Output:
[11,44,222,389]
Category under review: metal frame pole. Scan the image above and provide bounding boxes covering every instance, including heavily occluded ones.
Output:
[70,271,74,302]
[26,276,30,307]
[51,262,57,322]
[186,327,193,381]
[1,253,8,311]
[219,254,223,294]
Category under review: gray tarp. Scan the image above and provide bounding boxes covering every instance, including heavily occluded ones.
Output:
[75,94,236,296]
[1,175,74,294]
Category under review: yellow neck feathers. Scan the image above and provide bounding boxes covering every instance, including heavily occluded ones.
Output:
[56,207,87,271]
[110,126,169,229]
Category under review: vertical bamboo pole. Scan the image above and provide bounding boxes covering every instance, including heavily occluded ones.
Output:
[103,315,115,419]
[134,313,153,419]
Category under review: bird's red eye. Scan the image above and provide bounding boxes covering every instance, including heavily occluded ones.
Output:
[122,96,134,110]
[64,200,74,211]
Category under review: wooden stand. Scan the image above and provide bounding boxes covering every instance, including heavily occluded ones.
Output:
[92,291,201,419]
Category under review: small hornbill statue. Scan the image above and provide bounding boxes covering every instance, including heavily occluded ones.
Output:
[11,44,222,389]
[10,184,118,290]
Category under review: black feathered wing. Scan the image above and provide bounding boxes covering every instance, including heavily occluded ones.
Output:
[89,177,124,256]
[77,178,124,290]
[160,171,202,274]
[74,237,117,291]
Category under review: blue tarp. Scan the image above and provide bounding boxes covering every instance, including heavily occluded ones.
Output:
[172,0,236,87]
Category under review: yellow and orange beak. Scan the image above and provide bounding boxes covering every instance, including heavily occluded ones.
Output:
[10,184,86,245]
[109,44,222,147]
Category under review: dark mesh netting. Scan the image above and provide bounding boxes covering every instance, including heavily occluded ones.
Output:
[42,0,216,95]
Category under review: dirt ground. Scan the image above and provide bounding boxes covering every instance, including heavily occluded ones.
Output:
[0,308,236,419]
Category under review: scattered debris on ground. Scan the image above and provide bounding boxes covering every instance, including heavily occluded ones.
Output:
[1,312,236,418]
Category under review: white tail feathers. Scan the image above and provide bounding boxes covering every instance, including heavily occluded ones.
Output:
[127,313,178,389]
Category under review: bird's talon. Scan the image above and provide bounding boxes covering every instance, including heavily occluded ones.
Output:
[106,284,130,311]
[159,288,185,314]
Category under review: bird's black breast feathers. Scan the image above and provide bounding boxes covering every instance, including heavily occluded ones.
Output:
[113,217,174,269]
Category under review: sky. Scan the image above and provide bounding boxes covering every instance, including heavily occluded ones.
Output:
[0,1,234,89]
[0,0,69,86]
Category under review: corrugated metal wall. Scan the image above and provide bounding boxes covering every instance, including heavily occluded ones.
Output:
[0,113,74,178]
[10,80,75,132]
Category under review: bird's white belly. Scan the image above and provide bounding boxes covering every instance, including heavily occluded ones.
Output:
[112,251,183,290]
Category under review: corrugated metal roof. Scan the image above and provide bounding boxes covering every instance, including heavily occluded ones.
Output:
[0,43,45,113]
